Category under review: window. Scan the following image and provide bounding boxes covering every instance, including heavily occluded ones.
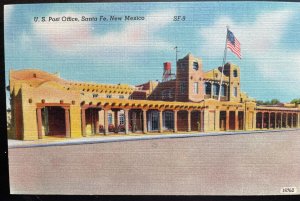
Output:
[193,82,199,94]
[168,89,173,98]
[204,82,211,95]
[161,90,168,99]
[234,87,238,97]
[119,114,125,125]
[108,113,113,124]
[180,82,186,94]
[221,84,227,96]
[233,70,238,77]
[213,83,220,96]
[193,62,199,70]
[119,95,124,99]
[106,94,112,98]
[92,94,98,98]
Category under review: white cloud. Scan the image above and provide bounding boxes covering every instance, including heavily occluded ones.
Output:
[33,10,176,55]
[199,9,300,82]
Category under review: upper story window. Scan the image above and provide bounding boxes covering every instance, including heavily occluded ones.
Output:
[234,87,238,97]
[193,82,199,94]
[193,62,199,70]
[233,70,238,77]
[119,95,124,99]
[221,84,227,96]
[92,94,98,98]
[168,89,173,98]
[213,83,220,96]
[180,82,186,94]
[161,90,168,99]
[204,82,211,95]
[106,94,112,98]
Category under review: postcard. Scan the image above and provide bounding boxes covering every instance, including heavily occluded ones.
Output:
[4,1,300,195]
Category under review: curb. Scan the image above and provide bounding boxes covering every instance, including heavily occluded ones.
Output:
[8,129,299,149]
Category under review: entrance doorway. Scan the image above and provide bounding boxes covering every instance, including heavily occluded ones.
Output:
[229,111,235,130]
[42,106,66,137]
[219,111,226,131]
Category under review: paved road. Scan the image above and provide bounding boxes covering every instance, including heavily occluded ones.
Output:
[8,130,300,195]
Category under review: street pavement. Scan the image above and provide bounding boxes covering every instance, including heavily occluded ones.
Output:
[8,129,300,195]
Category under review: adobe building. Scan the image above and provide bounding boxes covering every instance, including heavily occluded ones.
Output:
[8,53,300,140]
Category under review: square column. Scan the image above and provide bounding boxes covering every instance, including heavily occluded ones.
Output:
[215,110,220,132]
[286,113,288,128]
[104,109,109,135]
[143,109,147,134]
[235,111,239,130]
[174,110,178,133]
[291,114,294,128]
[225,110,229,131]
[187,110,191,132]
[124,109,129,134]
[159,110,163,133]
[81,108,87,137]
[114,110,119,133]
[37,107,43,139]
[298,113,300,128]
[64,108,70,138]
[200,110,204,132]
[253,112,257,130]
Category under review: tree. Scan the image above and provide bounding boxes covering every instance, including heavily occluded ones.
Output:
[270,99,280,105]
[256,99,281,105]
[291,98,300,104]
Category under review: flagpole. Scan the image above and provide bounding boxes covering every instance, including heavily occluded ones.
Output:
[218,26,229,101]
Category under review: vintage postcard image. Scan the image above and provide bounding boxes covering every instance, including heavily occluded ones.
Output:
[4,1,300,195]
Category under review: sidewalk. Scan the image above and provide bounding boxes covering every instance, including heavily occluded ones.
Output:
[8,128,299,149]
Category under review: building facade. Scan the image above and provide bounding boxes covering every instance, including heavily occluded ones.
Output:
[8,53,300,140]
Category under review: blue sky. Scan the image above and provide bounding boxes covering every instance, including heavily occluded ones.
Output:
[4,2,300,106]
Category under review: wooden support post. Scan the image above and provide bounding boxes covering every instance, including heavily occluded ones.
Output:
[159,110,163,133]
[174,110,178,133]
[143,109,147,134]
[201,110,204,132]
[124,109,129,134]
[104,109,109,135]
[187,110,191,132]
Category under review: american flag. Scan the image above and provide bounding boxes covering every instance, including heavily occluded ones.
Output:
[227,29,241,59]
